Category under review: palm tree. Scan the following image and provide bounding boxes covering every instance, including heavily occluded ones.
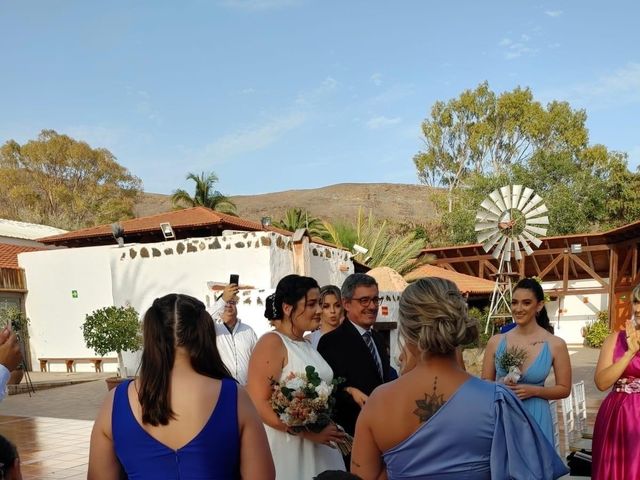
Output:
[172,171,237,215]
[323,208,427,275]
[274,208,327,238]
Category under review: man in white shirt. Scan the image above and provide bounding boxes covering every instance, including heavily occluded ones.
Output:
[210,284,257,385]
[0,327,22,401]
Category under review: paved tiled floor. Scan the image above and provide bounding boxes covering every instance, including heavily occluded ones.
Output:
[0,415,91,479]
[0,347,606,478]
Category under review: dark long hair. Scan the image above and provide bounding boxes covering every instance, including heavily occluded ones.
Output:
[0,435,18,480]
[264,274,319,330]
[139,293,231,426]
[514,278,554,333]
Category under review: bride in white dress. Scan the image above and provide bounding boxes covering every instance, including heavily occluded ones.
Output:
[247,275,346,479]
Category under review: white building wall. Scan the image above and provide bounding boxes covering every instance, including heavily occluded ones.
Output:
[19,245,117,372]
[19,230,354,374]
[542,279,609,345]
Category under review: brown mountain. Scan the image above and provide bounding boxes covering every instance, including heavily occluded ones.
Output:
[134,183,440,226]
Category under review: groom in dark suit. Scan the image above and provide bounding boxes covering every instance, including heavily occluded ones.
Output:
[318,273,392,440]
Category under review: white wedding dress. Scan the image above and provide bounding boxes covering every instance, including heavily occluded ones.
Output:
[265,331,346,479]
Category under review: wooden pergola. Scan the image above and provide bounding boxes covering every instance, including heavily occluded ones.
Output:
[419,220,640,330]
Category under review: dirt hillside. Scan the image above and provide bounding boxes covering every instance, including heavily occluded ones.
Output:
[134,183,441,225]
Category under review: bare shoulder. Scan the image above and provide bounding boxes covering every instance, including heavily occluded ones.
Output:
[254,331,285,351]
[486,333,504,348]
[547,333,568,351]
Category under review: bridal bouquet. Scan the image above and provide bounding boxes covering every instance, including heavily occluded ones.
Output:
[496,345,528,384]
[270,365,352,455]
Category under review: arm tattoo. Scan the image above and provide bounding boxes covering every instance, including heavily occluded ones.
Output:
[413,377,445,423]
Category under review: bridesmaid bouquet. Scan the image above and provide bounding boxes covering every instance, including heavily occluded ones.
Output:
[496,345,528,384]
[270,365,352,455]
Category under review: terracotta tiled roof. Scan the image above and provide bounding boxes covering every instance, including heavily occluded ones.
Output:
[404,264,495,295]
[367,266,409,292]
[0,243,43,269]
[38,207,291,244]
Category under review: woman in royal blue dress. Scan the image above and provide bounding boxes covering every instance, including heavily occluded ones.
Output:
[351,277,567,479]
[482,277,572,445]
[88,294,275,480]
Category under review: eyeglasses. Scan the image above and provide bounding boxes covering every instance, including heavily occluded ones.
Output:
[349,296,382,307]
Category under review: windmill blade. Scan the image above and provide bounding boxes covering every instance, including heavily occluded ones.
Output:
[524,224,548,236]
[522,228,545,246]
[524,204,549,218]
[516,187,534,210]
[511,185,523,211]
[491,235,508,260]
[521,194,544,215]
[527,216,550,225]
[481,230,502,252]
[518,235,535,255]
[475,222,499,231]
[489,190,507,212]
[500,186,512,210]
[480,199,503,217]
[503,238,512,262]
[476,210,500,223]
[513,242,523,261]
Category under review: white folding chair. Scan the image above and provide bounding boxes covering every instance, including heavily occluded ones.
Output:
[549,400,561,455]
[561,392,592,453]
[571,381,593,439]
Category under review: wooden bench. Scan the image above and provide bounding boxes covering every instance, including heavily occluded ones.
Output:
[38,357,118,373]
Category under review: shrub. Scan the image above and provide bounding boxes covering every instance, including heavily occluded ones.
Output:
[466,307,491,348]
[82,306,141,376]
[583,311,610,348]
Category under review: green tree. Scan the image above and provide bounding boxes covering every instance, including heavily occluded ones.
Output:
[274,208,327,238]
[172,171,237,215]
[0,130,142,229]
[414,82,588,212]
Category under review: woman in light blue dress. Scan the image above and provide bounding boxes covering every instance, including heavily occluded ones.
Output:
[351,277,568,480]
[482,277,572,444]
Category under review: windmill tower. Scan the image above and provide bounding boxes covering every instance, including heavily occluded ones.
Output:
[475,186,549,333]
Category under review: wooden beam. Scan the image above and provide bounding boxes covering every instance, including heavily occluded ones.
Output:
[552,253,562,280]
[546,287,609,296]
[562,254,570,295]
[431,244,610,264]
[567,241,580,278]
[538,254,565,280]
[608,248,618,328]
[584,237,596,271]
[531,254,542,276]
[618,247,634,283]
[633,244,639,283]
[479,261,484,279]
[569,253,608,287]
[484,260,498,274]
[519,257,525,278]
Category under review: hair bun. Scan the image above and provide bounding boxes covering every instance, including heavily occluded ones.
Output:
[264,293,280,321]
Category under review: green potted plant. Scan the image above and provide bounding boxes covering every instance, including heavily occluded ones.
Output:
[82,305,141,390]
[0,305,29,385]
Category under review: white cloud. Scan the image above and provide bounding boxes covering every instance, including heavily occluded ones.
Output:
[366,116,402,130]
[203,112,306,162]
[499,35,538,60]
[545,10,563,17]
[295,76,338,106]
[240,87,256,94]
[218,0,302,11]
[370,73,383,86]
[540,62,640,109]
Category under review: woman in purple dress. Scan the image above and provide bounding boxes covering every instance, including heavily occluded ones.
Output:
[593,283,640,479]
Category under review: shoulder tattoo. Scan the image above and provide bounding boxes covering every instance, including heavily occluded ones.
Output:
[413,377,445,423]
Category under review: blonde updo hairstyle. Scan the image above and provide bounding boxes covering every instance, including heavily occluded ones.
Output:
[399,277,478,357]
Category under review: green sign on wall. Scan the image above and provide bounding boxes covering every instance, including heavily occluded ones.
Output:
[71,290,78,298]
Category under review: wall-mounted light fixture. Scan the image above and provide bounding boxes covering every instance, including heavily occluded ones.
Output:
[570,243,582,254]
[160,222,175,240]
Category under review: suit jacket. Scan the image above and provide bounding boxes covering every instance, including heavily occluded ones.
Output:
[318,318,392,436]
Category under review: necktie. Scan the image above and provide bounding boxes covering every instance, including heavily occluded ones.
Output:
[363,331,384,380]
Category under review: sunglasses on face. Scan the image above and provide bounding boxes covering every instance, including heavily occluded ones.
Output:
[349,296,382,307]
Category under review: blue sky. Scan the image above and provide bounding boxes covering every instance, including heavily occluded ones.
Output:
[2,1,639,196]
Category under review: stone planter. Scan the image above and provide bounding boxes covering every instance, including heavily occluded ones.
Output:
[105,376,127,391]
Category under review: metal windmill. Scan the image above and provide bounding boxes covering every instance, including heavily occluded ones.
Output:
[475,186,549,333]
